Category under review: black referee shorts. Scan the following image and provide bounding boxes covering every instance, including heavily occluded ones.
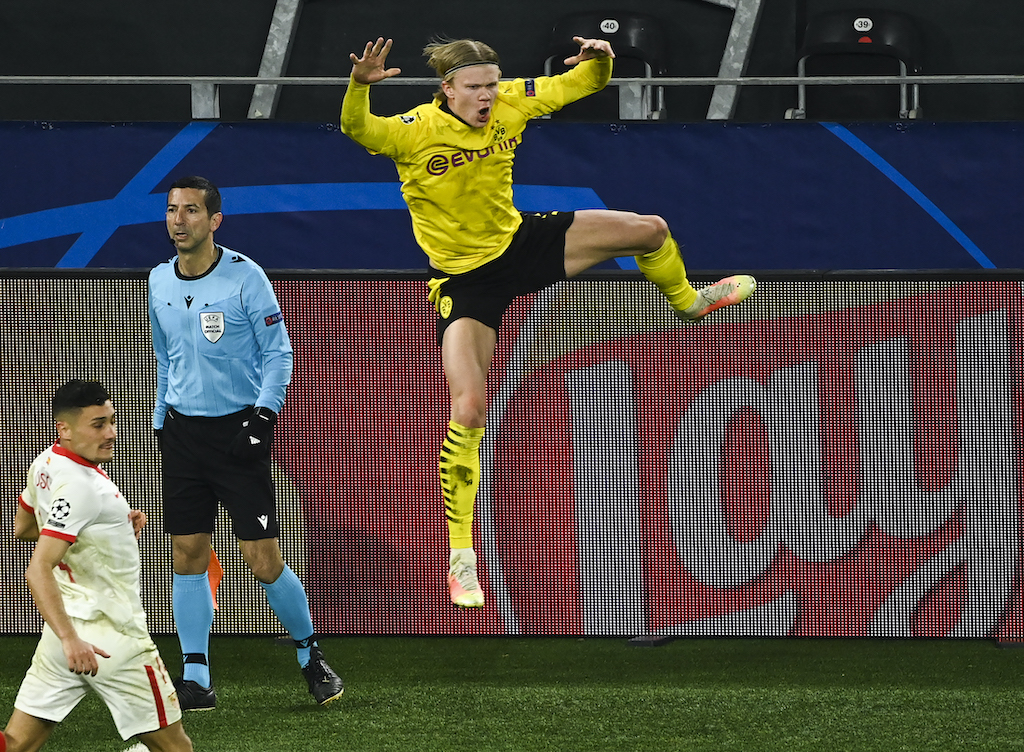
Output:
[161,407,280,541]
[428,210,574,345]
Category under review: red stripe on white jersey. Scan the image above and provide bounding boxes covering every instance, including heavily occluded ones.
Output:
[41,528,76,544]
[145,664,168,728]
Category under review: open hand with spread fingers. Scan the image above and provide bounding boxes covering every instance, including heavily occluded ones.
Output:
[563,36,616,66]
[350,37,403,85]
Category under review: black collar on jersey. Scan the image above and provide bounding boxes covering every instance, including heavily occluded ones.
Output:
[440,100,474,128]
[175,245,223,281]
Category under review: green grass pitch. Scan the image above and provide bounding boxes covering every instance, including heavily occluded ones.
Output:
[3,635,1024,751]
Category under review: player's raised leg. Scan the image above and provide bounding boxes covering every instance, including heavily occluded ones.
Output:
[564,209,756,321]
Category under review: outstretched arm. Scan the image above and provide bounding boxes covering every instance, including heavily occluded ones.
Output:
[563,36,616,67]
[516,35,613,118]
[349,37,402,85]
[341,37,403,151]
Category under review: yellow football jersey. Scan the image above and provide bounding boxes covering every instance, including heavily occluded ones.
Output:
[341,58,612,274]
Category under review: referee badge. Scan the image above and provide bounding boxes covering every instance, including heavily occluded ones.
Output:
[201,311,225,343]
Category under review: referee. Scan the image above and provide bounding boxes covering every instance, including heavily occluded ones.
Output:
[149,176,343,708]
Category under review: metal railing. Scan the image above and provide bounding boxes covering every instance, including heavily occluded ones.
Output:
[4,73,1022,85]
[2,73,1022,119]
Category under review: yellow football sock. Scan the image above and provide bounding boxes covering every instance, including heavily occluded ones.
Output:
[439,420,485,550]
[635,232,698,311]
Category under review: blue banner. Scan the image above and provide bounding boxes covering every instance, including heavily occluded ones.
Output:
[1,120,1019,270]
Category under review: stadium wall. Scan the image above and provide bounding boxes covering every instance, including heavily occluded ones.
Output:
[3,0,1024,121]
[1,270,1022,638]
[2,77,1021,638]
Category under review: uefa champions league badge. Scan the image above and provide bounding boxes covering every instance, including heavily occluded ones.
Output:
[201,311,225,343]
[47,498,71,528]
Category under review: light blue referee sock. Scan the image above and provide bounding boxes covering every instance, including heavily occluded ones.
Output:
[261,564,316,668]
[173,572,214,687]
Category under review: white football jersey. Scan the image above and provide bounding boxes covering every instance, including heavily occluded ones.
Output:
[20,443,148,637]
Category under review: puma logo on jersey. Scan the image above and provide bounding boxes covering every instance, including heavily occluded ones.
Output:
[257,515,269,530]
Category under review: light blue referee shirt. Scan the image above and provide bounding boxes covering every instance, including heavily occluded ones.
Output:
[148,246,293,429]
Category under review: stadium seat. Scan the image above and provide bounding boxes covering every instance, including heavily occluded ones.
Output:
[543,11,667,120]
[785,8,923,120]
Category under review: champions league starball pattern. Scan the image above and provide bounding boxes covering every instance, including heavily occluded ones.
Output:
[49,498,72,521]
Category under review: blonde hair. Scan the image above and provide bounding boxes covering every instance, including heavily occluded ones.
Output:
[423,38,500,81]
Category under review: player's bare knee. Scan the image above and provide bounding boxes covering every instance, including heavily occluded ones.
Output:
[249,557,285,584]
[138,724,193,752]
[451,396,487,430]
[641,214,669,250]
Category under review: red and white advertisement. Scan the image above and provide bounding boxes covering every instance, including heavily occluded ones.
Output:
[273,278,1024,638]
[2,275,1021,638]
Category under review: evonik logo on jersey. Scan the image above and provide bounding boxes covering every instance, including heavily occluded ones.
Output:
[426,135,520,176]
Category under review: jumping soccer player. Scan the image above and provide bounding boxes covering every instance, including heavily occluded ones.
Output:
[340,36,756,608]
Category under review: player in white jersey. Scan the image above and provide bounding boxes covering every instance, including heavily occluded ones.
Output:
[3,380,192,752]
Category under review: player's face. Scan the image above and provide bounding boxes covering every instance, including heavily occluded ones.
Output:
[58,401,117,465]
[442,64,501,128]
[166,188,222,254]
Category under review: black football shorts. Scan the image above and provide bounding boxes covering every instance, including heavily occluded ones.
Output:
[428,210,574,345]
[161,407,280,540]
